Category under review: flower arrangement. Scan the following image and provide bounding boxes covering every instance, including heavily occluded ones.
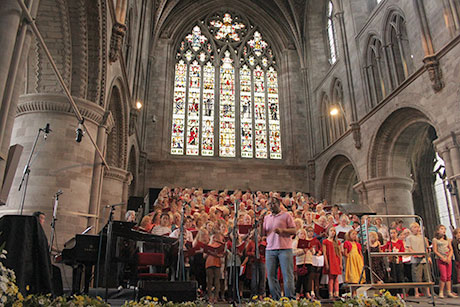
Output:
[246,297,321,307]
[122,296,211,307]
[122,296,322,307]
[0,243,109,307]
[333,291,406,307]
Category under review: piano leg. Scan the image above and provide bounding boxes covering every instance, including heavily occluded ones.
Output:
[72,264,83,294]
[83,264,92,294]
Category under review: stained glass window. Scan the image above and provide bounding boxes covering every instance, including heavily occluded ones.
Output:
[171,12,282,159]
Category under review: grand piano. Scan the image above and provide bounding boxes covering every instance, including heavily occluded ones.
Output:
[60,221,177,294]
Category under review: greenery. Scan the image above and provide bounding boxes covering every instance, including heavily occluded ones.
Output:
[334,291,406,307]
[122,296,322,307]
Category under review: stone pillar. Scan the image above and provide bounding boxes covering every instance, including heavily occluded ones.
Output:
[4,93,105,246]
[0,0,40,187]
[434,132,460,226]
[358,177,415,215]
[87,112,114,231]
[97,167,132,231]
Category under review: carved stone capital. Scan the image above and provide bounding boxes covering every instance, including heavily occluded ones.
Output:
[101,111,115,134]
[109,22,127,63]
[350,122,362,149]
[129,109,139,135]
[423,55,444,92]
[104,166,132,184]
[307,160,315,181]
[17,93,105,125]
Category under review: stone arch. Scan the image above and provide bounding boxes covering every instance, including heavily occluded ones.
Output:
[321,154,360,205]
[382,7,413,88]
[368,107,440,233]
[157,1,294,63]
[106,82,129,169]
[363,33,388,109]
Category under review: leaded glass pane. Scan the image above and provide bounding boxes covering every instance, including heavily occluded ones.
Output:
[171,60,186,154]
[186,60,201,155]
[254,66,267,158]
[202,62,215,156]
[219,50,236,157]
[267,67,282,159]
[240,64,252,158]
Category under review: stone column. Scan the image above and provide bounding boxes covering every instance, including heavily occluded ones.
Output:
[358,177,415,215]
[0,0,40,186]
[87,112,114,231]
[434,132,460,226]
[5,93,105,246]
[97,167,132,231]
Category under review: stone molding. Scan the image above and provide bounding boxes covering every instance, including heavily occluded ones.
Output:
[423,55,444,92]
[433,131,460,153]
[361,176,414,192]
[350,122,361,149]
[17,93,106,125]
[101,111,115,134]
[104,166,133,184]
[109,22,127,63]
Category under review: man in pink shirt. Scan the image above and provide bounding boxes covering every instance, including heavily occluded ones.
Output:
[263,197,296,300]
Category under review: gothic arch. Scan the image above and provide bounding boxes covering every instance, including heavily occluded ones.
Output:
[368,107,437,179]
[106,80,129,169]
[363,33,388,109]
[368,107,441,234]
[382,7,412,88]
[156,1,294,62]
[321,154,360,205]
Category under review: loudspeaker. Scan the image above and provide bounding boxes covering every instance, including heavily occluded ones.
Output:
[138,281,197,302]
[0,144,23,205]
[127,196,144,211]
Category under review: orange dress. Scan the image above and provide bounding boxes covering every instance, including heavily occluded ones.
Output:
[323,239,341,275]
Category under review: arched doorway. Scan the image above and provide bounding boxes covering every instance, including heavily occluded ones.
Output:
[369,107,448,235]
[322,155,359,205]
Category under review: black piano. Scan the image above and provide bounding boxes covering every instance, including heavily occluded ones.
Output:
[60,221,177,293]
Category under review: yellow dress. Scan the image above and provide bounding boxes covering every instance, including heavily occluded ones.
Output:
[345,242,364,284]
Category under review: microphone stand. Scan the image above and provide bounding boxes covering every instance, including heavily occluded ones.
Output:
[230,202,240,305]
[176,200,186,281]
[49,190,62,254]
[18,126,46,215]
[104,205,116,302]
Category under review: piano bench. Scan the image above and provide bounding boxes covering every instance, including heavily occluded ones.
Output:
[138,273,169,279]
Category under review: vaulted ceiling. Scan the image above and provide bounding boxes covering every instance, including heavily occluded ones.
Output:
[149,0,327,68]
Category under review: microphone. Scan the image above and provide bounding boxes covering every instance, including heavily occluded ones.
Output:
[55,190,63,197]
[42,123,52,139]
[76,119,84,143]
[105,202,124,208]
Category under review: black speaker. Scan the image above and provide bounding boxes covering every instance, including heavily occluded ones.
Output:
[127,196,144,211]
[138,281,197,302]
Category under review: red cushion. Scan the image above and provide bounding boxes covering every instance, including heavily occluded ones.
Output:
[138,253,165,266]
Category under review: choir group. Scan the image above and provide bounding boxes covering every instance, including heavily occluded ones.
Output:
[127,186,460,302]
